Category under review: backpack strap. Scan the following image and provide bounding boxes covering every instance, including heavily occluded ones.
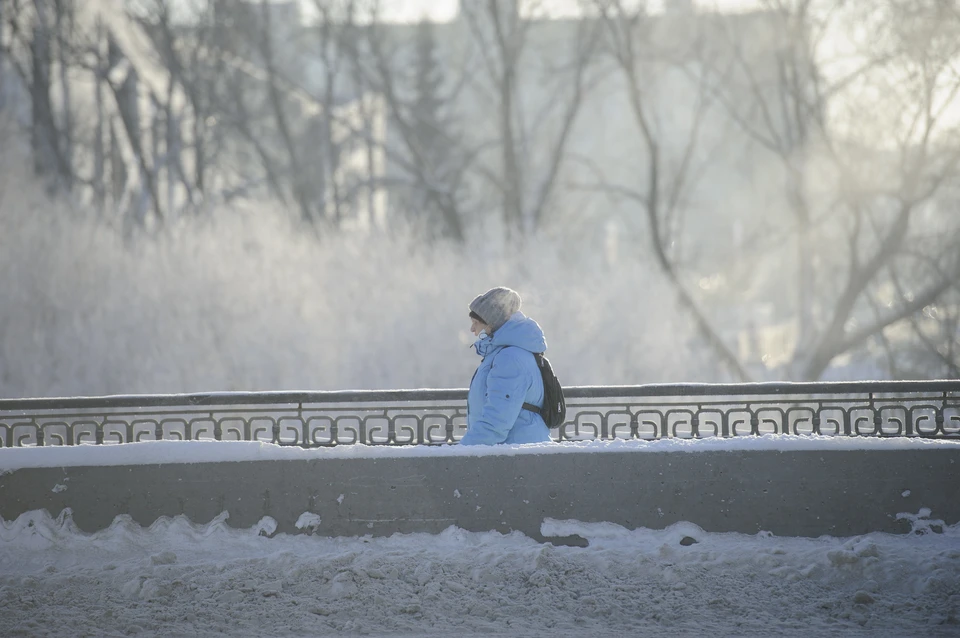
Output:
[521,351,545,414]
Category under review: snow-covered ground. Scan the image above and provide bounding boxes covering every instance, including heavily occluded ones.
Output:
[1,507,958,637]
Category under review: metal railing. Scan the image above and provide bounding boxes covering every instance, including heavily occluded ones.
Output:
[2,381,960,448]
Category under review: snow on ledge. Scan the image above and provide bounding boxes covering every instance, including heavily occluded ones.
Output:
[1,435,958,472]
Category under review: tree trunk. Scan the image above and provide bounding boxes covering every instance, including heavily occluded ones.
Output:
[0,0,6,112]
[109,118,125,206]
[258,0,313,224]
[361,95,379,229]
[500,64,523,236]
[108,35,161,224]
[93,18,106,209]
[30,12,58,182]
[55,0,73,190]
[786,157,813,379]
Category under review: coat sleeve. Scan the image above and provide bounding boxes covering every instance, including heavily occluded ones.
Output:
[460,348,529,445]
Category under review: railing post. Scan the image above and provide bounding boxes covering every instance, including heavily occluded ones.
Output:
[936,396,946,436]
[872,395,882,436]
[300,404,308,447]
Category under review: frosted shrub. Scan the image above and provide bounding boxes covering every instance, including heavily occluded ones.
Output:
[0,175,698,398]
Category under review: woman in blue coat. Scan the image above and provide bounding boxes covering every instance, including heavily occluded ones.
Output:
[460,287,552,446]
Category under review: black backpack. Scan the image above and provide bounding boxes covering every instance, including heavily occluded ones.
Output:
[522,353,566,428]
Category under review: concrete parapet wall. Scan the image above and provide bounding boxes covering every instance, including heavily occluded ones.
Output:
[1,450,958,540]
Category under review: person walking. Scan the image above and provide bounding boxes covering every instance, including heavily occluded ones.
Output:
[460,287,552,446]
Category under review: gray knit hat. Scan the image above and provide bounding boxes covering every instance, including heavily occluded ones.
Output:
[469,287,522,332]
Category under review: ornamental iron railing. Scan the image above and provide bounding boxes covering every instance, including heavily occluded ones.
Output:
[1,381,959,448]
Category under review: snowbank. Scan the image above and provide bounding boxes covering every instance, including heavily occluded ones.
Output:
[1,508,958,637]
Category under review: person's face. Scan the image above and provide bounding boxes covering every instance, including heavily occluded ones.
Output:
[470,316,490,337]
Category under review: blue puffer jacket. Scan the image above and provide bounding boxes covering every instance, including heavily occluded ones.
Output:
[460,312,551,446]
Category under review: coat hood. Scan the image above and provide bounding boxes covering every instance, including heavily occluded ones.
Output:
[488,312,547,354]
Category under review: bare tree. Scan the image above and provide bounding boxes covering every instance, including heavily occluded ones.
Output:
[53,0,72,187]
[347,7,468,240]
[2,1,87,192]
[0,0,5,111]
[2,0,73,189]
[1,0,193,222]
[308,0,344,226]
[178,0,384,229]
[456,0,603,240]
[575,0,960,381]
[704,0,960,380]
[256,0,314,224]
[581,0,751,380]
[135,0,220,209]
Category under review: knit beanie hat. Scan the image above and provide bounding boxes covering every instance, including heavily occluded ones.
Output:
[469,287,522,332]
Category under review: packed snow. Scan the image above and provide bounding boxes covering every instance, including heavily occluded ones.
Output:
[2,508,959,637]
[3,434,960,473]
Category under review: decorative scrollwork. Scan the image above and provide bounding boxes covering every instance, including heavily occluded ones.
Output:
[1,382,959,447]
